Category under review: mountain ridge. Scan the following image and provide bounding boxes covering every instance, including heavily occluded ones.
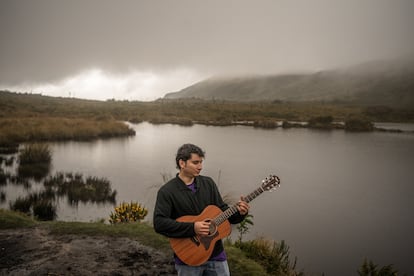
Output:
[164,59,414,107]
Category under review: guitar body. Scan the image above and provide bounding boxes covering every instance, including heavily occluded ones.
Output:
[168,174,280,266]
[169,205,231,266]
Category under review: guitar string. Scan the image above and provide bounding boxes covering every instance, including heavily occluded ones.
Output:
[213,176,279,225]
[213,186,265,225]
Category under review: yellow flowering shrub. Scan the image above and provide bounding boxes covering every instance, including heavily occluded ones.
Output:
[109,201,148,224]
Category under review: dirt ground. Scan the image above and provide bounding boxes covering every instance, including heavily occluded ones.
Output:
[0,227,176,276]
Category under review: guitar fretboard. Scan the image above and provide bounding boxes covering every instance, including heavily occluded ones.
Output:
[213,186,265,226]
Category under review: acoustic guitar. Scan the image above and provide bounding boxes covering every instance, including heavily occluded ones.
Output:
[169,174,281,266]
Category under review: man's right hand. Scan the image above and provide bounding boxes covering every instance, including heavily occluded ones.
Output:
[194,221,211,236]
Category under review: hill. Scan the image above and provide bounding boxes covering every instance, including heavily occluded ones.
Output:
[164,59,414,108]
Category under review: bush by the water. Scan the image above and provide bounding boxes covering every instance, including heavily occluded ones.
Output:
[32,200,57,221]
[308,115,334,129]
[235,237,301,275]
[109,201,148,224]
[9,190,57,220]
[9,196,32,214]
[17,144,52,180]
[345,117,374,131]
[19,144,52,164]
[358,258,398,276]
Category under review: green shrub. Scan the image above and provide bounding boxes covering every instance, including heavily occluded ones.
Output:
[308,115,334,129]
[33,200,57,221]
[345,117,374,131]
[358,258,398,276]
[0,209,36,229]
[236,237,300,275]
[236,214,254,243]
[19,143,52,164]
[9,196,32,214]
[225,244,270,275]
[109,201,148,224]
[17,144,52,180]
[9,191,57,220]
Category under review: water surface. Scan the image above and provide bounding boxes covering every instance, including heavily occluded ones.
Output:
[1,122,413,275]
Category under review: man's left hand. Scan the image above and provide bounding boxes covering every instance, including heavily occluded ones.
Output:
[237,196,250,215]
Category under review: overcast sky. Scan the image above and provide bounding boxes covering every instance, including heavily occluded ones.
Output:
[1,0,413,101]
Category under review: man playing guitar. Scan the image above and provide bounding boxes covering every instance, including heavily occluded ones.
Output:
[153,143,249,275]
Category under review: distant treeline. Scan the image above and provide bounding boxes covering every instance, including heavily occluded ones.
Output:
[0,90,413,144]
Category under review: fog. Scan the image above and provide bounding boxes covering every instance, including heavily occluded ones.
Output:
[1,0,413,100]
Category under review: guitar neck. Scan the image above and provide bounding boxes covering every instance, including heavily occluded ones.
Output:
[214,186,265,226]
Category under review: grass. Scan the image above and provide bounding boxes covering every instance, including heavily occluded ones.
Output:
[0,209,275,275]
[43,220,172,254]
[19,144,52,164]
[0,117,135,146]
[0,209,37,229]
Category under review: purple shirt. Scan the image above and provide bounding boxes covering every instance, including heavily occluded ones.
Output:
[187,182,196,193]
[175,251,227,265]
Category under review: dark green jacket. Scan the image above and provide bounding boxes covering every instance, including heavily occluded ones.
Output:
[153,174,246,259]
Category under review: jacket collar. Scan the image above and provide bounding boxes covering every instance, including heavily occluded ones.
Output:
[175,173,198,191]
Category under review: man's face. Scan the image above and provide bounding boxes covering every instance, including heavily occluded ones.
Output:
[180,153,203,177]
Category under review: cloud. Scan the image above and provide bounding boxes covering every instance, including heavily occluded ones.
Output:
[2,68,204,101]
[1,0,413,100]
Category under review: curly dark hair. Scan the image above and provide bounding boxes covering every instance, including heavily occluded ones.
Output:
[175,143,205,169]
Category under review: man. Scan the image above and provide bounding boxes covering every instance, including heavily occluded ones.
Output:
[153,143,250,276]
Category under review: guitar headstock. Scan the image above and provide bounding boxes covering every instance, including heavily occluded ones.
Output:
[261,174,281,191]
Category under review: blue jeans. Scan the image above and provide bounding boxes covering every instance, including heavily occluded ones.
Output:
[175,260,230,276]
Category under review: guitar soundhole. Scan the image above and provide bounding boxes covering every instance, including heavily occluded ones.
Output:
[204,219,217,236]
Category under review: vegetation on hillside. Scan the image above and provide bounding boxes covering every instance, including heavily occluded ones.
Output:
[165,60,414,108]
[1,90,413,146]
[2,90,413,124]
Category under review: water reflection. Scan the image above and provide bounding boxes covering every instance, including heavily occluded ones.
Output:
[17,163,51,181]
[44,172,117,205]
[0,144,117,220]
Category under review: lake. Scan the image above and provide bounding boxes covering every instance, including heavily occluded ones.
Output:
[1,122,414,275]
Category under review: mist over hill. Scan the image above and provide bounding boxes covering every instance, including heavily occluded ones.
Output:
[164,59,414,108]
